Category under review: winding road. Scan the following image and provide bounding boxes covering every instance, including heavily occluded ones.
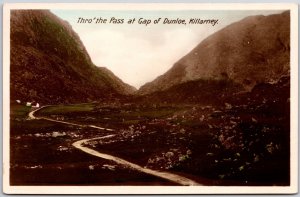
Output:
[29,106,201,186]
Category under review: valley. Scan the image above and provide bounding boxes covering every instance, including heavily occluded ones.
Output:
[10,76,290,186]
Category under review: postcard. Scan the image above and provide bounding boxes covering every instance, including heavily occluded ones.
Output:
[3,3,298,194]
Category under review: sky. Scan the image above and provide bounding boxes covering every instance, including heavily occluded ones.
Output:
[51,9,284,89]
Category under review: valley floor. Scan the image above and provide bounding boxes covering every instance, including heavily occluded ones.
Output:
[10,95,290,186]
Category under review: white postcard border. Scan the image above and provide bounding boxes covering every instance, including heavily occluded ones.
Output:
[3,3,298,194]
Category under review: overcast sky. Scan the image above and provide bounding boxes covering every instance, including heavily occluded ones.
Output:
[51,10,283,89]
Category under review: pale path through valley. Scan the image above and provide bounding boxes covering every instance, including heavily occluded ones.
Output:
[28,106,202,186]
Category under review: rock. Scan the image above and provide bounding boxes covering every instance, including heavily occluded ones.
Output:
[251,117,258,123]
[27,165,42,169]
[230,120,237,125]
[266,142,275,154]
[147,158,154,164]
[239,165,244,171]
[34,133,41,137]
[179,128,186,134]
[52,131,66,137]
[57,146,69,151]
[186,149,192,155]
[15,136,21,140]
[89,165,94,170]
[218,134,225,142]
[225,103,232,110]
[165,152,174,158]
[179,155,187,162]
[102,164,116,171]
[199,115,205,122]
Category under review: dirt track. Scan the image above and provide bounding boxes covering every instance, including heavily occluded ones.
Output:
[29,106,201,186]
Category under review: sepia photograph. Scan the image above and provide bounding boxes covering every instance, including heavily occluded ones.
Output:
[3,3,298,194]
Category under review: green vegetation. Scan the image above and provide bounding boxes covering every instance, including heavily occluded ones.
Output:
[32,15,85,63]
[180,120,207,127]
[122,119,140,125]
[38,103,95,115]
[36,103,185,125]
[10,104,31,118]
[116,108,177,119]
[11,119,64,134]
[10,104,72,135]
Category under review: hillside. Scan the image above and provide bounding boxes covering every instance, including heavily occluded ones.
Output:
[10,10,135,104]
[139,11,290,95]
[139,79,243,105]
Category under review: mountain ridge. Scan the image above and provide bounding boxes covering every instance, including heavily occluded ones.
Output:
[138,11,290,95]
[10,10,135,104]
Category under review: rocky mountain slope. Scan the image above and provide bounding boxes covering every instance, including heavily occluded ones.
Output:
[10,10,136,104]
[139,11,290,95]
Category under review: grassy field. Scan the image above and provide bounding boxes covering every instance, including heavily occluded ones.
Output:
[37,103,95,115]
[10,104,31,118]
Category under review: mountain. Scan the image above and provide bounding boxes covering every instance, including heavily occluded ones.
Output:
[138,79,243,105]
[10,10,136,104]
[98,67,137,95]
[138,11,290,95]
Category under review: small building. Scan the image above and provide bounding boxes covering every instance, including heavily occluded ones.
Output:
[31,102,40,108]
[26,102,32,107]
